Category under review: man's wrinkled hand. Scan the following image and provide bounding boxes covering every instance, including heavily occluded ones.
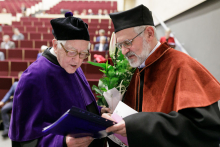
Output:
[0,102,4,108]
[66,135,93,147]
[101,107,112,114]
[102,113,127,137]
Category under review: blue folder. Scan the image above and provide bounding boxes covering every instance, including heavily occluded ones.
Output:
[42,106,116,139]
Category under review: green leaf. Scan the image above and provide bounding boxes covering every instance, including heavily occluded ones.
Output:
[118,69,126,73]
[117,50,124,61]
[98,80,105,88]
[109,77,119,89]
[102,77,110,85]
[108,69,116,77]
[105,60,108,73]
[96,95,104,98]
[92,85,103,95]
[87,61,106,70]
[100,88,107,92]
[107,65,113,70]
[99,69,107,74]
[97,99,104,106]
[102,97,108,107]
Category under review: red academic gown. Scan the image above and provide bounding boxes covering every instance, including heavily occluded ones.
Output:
[123,42,220,147]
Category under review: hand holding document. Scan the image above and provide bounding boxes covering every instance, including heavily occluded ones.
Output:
[43,106,116,139]
[106,101,138,146]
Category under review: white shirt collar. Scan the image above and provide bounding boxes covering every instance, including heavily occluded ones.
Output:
[99,44,104,51]
[138,41,161,68]
[50,47,57,57]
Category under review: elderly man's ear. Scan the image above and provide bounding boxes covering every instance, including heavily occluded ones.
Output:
[144,26,155,41]
[52,39,58,54]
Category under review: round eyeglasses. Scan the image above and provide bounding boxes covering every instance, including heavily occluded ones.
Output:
[115,28,146,50]
[60,43,90,59]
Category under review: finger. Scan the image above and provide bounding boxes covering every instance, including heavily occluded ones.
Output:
[75,139,93,147]
[76,136,93,144]
[113,130,127,137]
[67,136,93,145]
[108,126,127,137]
[114,128,127,135]
[101,108,107,113]
[121,133,127,137]
[67,137,93,147]
[69,140,93,147]
[102,113,113,120]
[106,124,122,133]
[106,121,125,133]
[106,113,111,116]
[103,108,112,113]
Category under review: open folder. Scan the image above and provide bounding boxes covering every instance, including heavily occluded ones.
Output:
[42,106,116,139]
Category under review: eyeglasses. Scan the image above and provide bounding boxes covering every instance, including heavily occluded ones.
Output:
[60,43,90,59]
[115,28,146,50]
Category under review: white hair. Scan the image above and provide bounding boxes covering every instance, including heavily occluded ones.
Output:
[100,36,106,42]
[56,40,91,50]
[56,40,67,49]
[14,28,20,33]
[166,28,171,33]
[99,29,105,34]
[133,25,157,39]
[3,35,9,39]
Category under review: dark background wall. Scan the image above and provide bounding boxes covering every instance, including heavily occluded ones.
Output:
[155,0,220,82]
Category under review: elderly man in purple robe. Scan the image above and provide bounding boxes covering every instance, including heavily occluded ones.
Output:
[9,12,110,147]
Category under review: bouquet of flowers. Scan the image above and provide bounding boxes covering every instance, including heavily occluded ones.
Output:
[88,32,136,111]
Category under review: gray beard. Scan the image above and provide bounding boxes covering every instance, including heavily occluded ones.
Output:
[125,39,151,68]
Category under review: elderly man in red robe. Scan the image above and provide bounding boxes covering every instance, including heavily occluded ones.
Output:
[103,4,220,147]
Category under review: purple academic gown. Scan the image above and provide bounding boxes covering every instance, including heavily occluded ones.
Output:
[9,55,101,146]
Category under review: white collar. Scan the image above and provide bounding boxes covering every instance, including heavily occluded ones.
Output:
[50,47,57,57]
[138,41,161,68]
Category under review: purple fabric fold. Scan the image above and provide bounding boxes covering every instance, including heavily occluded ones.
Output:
[37,134,64,147]
[97,105,102,115]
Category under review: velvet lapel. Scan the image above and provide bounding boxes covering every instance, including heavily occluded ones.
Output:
[123,42,171,111]
[145,42,170,67]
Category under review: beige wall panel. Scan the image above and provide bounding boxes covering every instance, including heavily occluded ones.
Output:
[124,0,136,10]
[133,0,206,25]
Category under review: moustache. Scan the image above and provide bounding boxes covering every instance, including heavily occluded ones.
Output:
[125,51,137,58]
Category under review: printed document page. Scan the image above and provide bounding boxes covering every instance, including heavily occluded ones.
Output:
[113,101,138,118]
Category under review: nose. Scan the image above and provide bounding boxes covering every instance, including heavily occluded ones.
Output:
[121,47,130,55]
[72,54,80,62]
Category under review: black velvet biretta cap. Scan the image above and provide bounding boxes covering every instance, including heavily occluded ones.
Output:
[50,12,90,41]
[109,4,154,33]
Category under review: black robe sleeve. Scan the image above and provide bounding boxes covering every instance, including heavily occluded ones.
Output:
[124,102,220,147]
